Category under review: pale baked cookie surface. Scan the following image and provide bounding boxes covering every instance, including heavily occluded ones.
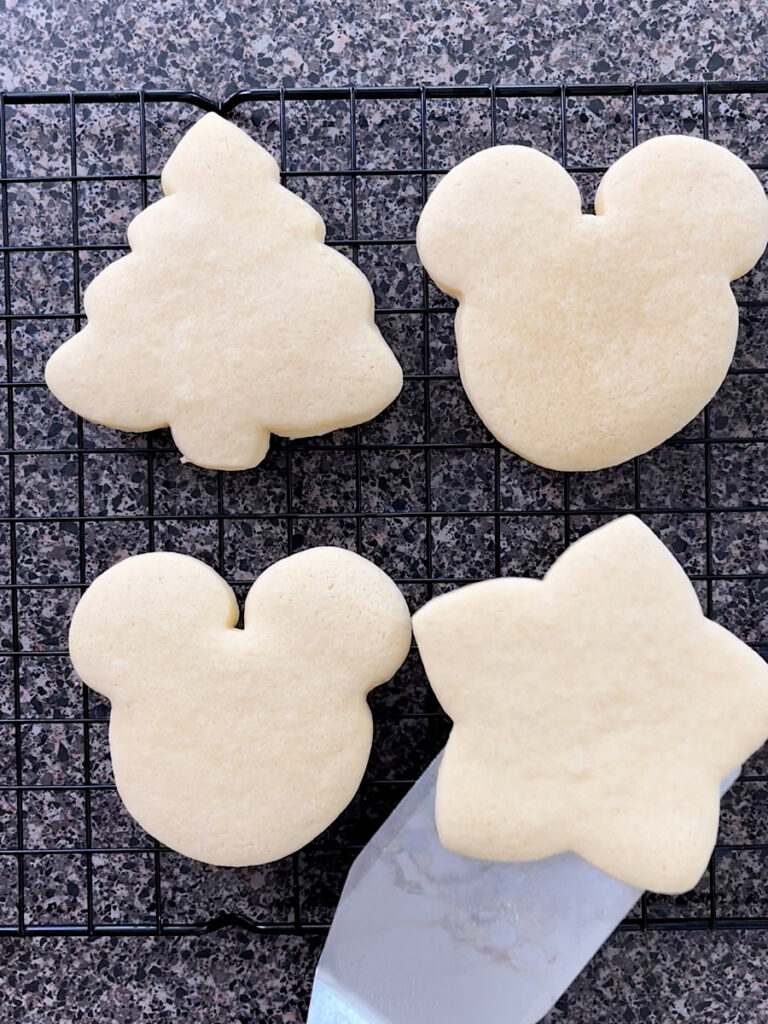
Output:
[413,516,768,893]
[46,113,403,471]
[69,547,412,865]
[417,136,768,471]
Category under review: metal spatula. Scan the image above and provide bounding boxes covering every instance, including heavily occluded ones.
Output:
[307,755,736,1024]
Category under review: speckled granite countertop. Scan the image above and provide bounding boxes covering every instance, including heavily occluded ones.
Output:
[2,0,768,94]
[1,2,768,1022]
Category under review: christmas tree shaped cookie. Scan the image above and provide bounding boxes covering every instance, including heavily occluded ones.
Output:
[69,547,412,865]
[417,136,768,470]
[46,113,403,470]
[413,516,768,894]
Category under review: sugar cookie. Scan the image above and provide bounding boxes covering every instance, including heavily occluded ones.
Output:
[46,113,403,470]
[417,137,768,470]
[413,516,768,893]
[69,547,412,865]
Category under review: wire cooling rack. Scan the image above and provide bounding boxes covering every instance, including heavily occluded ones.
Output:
[0,82,766,937]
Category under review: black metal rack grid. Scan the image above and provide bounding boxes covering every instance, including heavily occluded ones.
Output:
[0,82,766,937]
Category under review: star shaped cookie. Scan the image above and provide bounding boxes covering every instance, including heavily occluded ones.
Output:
[413,516,768,893]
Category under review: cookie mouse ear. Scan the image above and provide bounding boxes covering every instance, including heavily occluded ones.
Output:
[243,547,412,691]
[416,145,581,297]
[595,135,768,278]
[69,553,238,701]
[161,112,280,197]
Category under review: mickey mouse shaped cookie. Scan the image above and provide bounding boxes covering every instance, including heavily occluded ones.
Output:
[417,137,768,471]
[413,516,768,894]
[69,547,411,865]
[46,113,403,471]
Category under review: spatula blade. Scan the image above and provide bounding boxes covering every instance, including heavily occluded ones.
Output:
[307,753,644,1024]
[308,756,739,1024]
